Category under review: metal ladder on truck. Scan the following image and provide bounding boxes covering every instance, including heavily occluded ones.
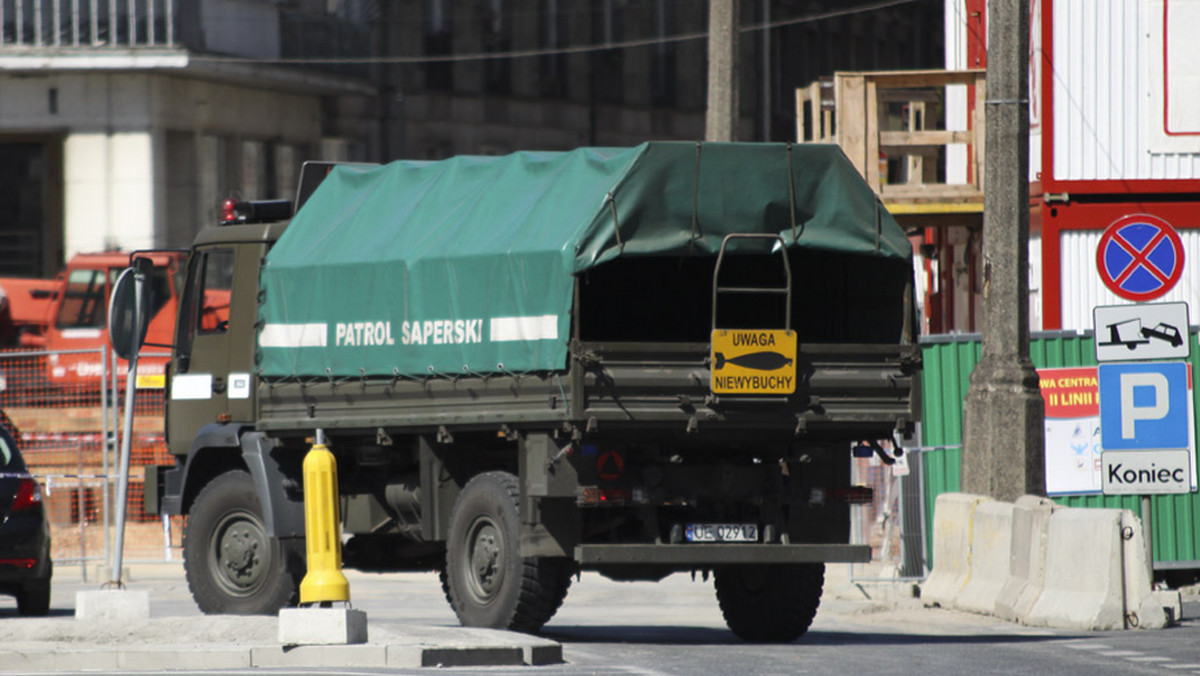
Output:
[708,233,797,401]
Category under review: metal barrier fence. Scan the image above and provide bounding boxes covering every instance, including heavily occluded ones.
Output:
[0,346,178,579]
[849,440,929,583]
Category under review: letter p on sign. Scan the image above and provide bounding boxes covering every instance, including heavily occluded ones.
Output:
[1119,372,1170,438]
[1098,362,1191,451]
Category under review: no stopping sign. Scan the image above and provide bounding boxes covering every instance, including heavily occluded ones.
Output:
[1095,214,1185,301]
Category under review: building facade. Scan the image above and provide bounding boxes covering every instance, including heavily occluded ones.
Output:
[0,0,376,275]
[385,0,944,159]
[0,0,944,274]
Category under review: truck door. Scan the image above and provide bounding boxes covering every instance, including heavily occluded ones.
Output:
[167,244,261,456]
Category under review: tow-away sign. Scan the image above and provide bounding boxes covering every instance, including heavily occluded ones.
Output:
[1093,302,1190,362]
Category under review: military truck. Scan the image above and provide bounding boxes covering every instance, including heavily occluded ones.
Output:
[119,143,919,642]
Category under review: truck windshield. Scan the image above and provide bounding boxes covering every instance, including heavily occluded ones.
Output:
[54,265,174,330]
[55,269,106,329]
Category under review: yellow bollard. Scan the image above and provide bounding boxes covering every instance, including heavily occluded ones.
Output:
[299,442,350,604]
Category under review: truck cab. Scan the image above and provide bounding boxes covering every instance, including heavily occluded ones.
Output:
[166,221,280,457]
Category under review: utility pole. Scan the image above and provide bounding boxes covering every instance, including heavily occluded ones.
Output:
[961,0,1044,501]
[706,0,739,142]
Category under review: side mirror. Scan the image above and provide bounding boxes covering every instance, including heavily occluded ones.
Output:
[108,257,154,361]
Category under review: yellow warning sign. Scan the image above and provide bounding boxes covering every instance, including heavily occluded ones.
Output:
[136,373,166,389]
[711,329,797,394]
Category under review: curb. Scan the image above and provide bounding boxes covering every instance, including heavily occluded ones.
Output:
[1,638,562,672]
[0,617,562,672]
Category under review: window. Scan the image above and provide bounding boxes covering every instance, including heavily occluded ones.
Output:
[483,0,511,95]
[0,427,16,470]
[199,250,235,334]
[175,248,235,373]
[53,264,176,331]
[424,0,454,91]
[594,1,624,105]
[111,266,174,323]
[55,269,106,329]
[538,0,566,98]
[650,0,676,107]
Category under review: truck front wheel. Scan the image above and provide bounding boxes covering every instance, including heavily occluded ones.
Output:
[443,471,572,633]
[715,563,824,642]
[183,469,301,614]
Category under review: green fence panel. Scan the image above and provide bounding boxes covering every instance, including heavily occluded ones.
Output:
[919,329,1200,570]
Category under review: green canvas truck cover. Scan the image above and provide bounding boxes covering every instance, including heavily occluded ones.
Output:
[258,141,909,379]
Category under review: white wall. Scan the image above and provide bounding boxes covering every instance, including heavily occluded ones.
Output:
[1052,0,1200,180]
[64,131,155,256]
[944,0,970,184]
[2,69,339,259]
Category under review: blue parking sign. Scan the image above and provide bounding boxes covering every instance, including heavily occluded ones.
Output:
[1098,362,1190,450]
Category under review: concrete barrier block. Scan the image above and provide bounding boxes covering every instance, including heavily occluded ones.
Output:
[279,607,368,645]
[1153,590,1183,625]
[1025,508,1126,630]
[995,495,1056,622]
[955,500,1014,615]
[920,493,993,608]
[75,589,150,622]
[1120,510,1168,630]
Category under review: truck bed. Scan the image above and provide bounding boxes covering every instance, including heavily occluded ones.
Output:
[255,340,917,440]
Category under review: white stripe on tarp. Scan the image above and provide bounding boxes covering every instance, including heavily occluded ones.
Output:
[489,315,558,342]
[260,323,328,348]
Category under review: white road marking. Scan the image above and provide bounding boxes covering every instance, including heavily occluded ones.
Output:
[1060,642,1112,650]
[1098,650,1142,657]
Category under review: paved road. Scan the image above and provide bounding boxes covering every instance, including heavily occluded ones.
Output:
[3,563,1200,675]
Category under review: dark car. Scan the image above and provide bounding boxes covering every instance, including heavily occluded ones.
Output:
[0,420,51,615]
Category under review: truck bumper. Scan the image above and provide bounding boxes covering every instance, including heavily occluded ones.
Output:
[574,543,871,566]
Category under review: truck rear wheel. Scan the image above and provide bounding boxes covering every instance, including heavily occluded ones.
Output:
[183,469,301,614]
[443,471,572,633]
[714,563,824,642]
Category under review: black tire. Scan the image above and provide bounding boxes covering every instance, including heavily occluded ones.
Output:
[443,471,573,633]
[183,469,301,614]
[17,580,50,616]
[714,563,824,643]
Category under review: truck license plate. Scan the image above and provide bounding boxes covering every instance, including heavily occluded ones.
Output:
[685,524,758,542]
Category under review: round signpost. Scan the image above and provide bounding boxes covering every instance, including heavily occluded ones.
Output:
[1095,214,1185,301]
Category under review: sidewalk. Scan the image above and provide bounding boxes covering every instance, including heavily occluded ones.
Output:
[0,561,934,672]
[0,564,561,671]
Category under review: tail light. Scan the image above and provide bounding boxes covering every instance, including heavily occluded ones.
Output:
[10,476,43,512]
[577,486,650,507]
[0,558,36,569]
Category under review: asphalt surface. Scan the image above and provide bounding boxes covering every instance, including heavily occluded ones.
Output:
[0,560,1178,673]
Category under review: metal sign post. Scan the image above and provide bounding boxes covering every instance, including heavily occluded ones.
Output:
[106,263,150,587]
